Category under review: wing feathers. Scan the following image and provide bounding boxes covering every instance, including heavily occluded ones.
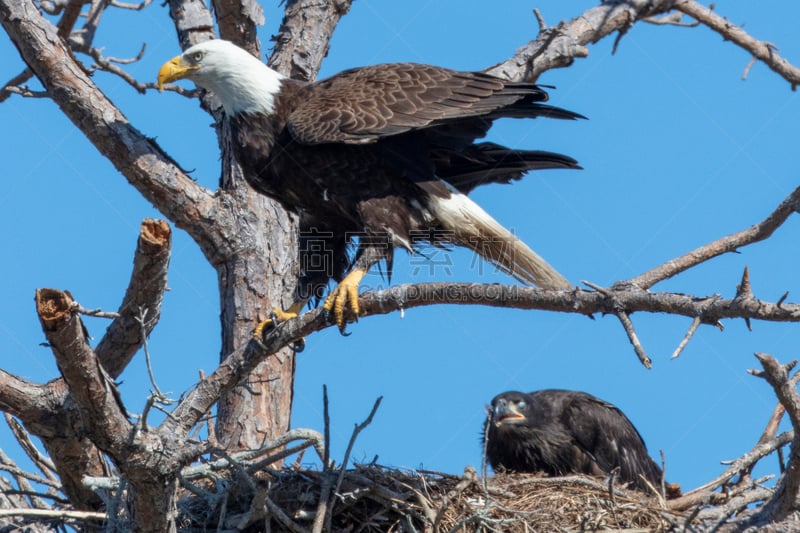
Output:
[287,63,573,145]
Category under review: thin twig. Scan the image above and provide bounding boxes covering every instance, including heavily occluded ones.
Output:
[0,449,48,510]
[3,414,59,484]
[323,385,331,469]
[135,306,165,399]
[777,291,790,308]
[70,301,121,319]
[581,280,613,296]
[0,460,62,489]
[615,311,652,368]
[532,8,547,33]
[312,386,333,533]
[481,410,491,505]
[742,56,758,81]
[88,46,149,94]
[670,316,702,359]
[1,85,49,98]
[323,396,383,532]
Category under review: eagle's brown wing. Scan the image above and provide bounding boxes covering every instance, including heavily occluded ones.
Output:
[286,63,568,145]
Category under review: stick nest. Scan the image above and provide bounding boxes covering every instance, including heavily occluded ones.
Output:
[178,465,679,532]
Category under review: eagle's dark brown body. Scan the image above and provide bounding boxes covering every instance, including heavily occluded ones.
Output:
[159,41,582,326]
[485,390,663,492]
[228,63,581,301]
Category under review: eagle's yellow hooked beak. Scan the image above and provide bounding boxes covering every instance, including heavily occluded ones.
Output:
[157,55,198,92]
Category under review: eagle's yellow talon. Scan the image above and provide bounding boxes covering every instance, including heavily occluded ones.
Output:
[323,268,367,333]
[252,302,304,342]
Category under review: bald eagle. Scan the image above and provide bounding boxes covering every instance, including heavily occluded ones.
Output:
[158,40,582,332]
[485,390,664,493]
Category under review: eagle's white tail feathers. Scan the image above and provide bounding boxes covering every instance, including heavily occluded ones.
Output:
[427,187,571,290]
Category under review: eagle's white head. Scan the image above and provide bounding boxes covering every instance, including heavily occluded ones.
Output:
[157,39,284,116]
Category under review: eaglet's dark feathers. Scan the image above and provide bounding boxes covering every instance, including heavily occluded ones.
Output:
[485,390,663,492]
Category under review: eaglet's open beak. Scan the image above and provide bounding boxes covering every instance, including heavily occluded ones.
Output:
[157,55,198,92]
[492,400,526,426]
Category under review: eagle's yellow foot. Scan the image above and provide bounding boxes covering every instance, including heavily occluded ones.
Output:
[253,302,306,351]
[323,268,367,334]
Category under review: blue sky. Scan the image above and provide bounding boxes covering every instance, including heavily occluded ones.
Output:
[1,2,799,492]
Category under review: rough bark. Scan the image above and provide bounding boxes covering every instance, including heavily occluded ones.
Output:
[0,220,170,511]
[165,0,215,50]
[212,154,300,450]
[268,0,354,81]
[211,0,264,53]
[36,288,191,532]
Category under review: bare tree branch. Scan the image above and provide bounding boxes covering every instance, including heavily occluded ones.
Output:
[670,317,702,359]
[86,44,152,94]
[0,0,83,103]
[486,0,677,82]
[3,415,58,487]
[34,289,132,447]
[0,83,48,98]
[643,11,699,27]
[0,220,170,511]
[95,219,171,377]
[109,0,152,10]
[746,353,800,525]
[166,270,800,436]
[622,185,800,290]
[615,310,653,368]
[67,0,108,51]
[674,0,800,89]
[670,431,792,511]
[0,372,108,510]
[0,0,221,260]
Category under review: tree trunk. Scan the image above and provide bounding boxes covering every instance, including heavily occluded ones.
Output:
[213,129,299,450]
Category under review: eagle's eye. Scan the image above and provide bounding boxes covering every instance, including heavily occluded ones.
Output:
[192,51,204,63]
[516,400,526,410]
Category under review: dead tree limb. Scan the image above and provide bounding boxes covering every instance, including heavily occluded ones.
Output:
[0,220,171,511]
[669,431,792,511]
[0,0,218,259]
[674,0,800,89]
[742,353,800,526]
[623,185,800,290]
[486,0,677,81]
[34,289,132,454]
[95,219,171,376]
